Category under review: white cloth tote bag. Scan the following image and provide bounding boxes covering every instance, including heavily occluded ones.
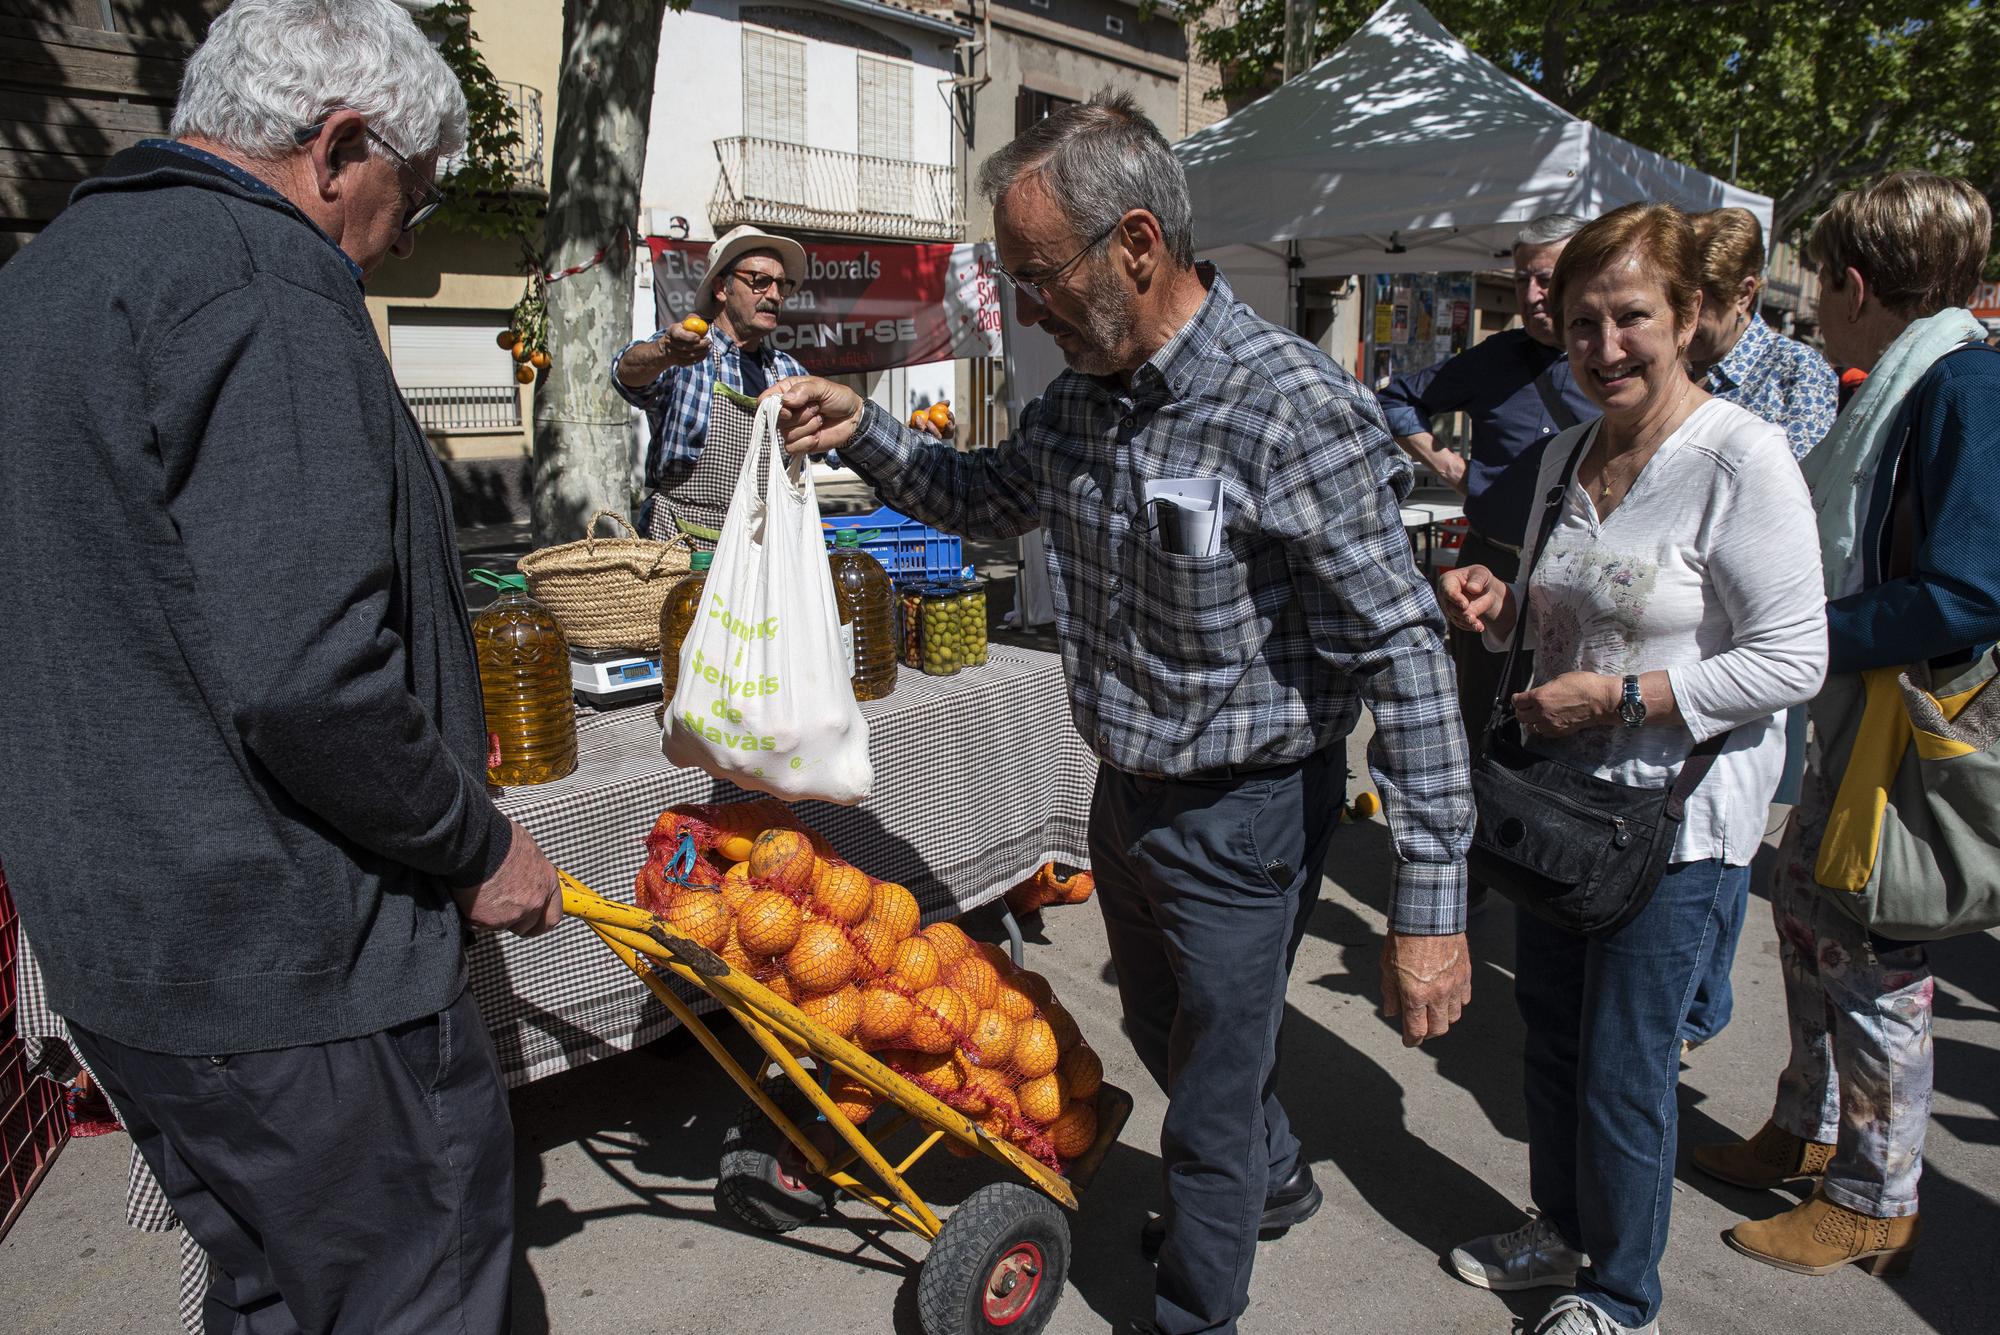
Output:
[663,394,873,803]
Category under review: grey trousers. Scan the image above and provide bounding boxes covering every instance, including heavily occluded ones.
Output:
[1091,747,1345,1335]
[68,985,515,1335]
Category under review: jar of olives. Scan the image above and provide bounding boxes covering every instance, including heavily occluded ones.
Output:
[918,583,976,676]
[953,578,989,666]
[898,581,928,669]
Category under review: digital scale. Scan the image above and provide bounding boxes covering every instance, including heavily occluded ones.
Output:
[570,646,664,709]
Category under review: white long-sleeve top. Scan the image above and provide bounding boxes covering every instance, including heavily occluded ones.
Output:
[1484,398,1828,865]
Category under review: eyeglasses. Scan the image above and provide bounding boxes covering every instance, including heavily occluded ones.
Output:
[293,120,443,233]
[989,220,1121,307]
[727,270,801,298]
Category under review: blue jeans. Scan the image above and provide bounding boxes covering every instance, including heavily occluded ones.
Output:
[1678,866,1749,1045]
[1517,858,1746,1329]
[1090,748,1344,1335]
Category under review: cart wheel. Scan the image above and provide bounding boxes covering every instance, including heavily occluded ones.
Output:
[717,1076,838,1233]
[918,1182,1070,1335]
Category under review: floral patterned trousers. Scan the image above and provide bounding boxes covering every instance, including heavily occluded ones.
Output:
[1769,761,1933,1217]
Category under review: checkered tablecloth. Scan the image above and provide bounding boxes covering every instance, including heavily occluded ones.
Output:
[13,645,1091,1333]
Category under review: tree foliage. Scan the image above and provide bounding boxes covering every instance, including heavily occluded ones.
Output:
[1179,1,1998,255]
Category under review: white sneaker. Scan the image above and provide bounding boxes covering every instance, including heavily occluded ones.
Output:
[1532,1295,1658,1335]
[1449,1215,1586,1291]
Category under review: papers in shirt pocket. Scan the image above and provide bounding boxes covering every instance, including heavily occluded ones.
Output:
[1141,475,1225,557]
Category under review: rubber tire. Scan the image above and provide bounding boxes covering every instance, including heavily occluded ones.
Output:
[918,1182,1070,1335]
[716,1075,838,1233]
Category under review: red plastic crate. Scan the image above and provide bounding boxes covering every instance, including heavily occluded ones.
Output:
[2,864,70,1242]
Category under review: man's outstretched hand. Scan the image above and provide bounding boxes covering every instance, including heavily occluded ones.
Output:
[1380,931,1471,1046]
[765,377,867,457]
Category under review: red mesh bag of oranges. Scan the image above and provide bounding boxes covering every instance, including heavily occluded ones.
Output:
[632,801,1103,1171]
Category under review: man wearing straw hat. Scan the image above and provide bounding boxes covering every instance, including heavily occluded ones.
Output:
[0,2,558,1329]
[615,223,814,543]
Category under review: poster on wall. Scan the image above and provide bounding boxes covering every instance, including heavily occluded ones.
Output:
[1364,272,1475,389]
[646,237,1002,375]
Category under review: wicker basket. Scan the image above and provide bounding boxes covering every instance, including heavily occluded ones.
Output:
[516,511,693,652]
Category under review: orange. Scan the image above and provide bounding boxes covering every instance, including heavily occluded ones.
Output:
[749,828,815,893]
[850,918,903,976]
[856,984,915,1047]
[958,1064,1017,1118]
[889,936,941,991]
[827,1071,876,1125]
[1043,999,1082,1053]
[991,977,1036,1022]
[884,1047,962,1095]
[1059,1043,1102,1100]
[530,349,550,370]
[514,363,536,385]
[760,969,797,1007]
[907,985,968,1055]
[868,881,921,940]
[681,315,709,335]
[809,862,873,927]
[661,889,730,952]
[1017,1071,1068,1125]
[1011,1017,1059,1080]
[783,920,858,992]
[716,833,755,863]
[496,327,520,349]
[973,941,1013,974]
[634,860,672,917]
[736,890,803,958]
[927,401,953,428]
[1048,1100,1098,1159]
[921,921,973,968]
[965,1009,1016,1069]
[718,923,757,976]
[943,954,999,1012]
[718,872,756,914]
[908,410,928,429]
[797,983,860,1039]
[1014,970,1054,1009]
[512,338,531,363]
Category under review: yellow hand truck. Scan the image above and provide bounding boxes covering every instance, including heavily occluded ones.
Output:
[560,873,1132,1335]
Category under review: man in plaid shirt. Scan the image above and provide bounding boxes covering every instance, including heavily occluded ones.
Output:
[772,95,1473,1334]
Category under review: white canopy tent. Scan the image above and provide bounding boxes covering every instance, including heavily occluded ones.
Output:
[1175,0,1773,318]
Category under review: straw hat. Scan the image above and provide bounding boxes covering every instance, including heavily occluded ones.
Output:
[700,225,808,316]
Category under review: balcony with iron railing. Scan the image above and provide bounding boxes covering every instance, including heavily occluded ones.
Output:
[403,385,523,433]
[498,82,545,192]
[711,137,962,243]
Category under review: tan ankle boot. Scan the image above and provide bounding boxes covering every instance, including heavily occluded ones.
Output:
[1724,1191,1919,1276]
[1692,1120,1835,1190]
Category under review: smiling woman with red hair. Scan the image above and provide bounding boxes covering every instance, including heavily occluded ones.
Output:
[1438,202,1828,1335]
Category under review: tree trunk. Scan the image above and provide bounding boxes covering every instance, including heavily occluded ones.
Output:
[532,0,669,544]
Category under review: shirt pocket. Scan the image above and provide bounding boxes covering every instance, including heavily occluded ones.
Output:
[1122,534,1263,672]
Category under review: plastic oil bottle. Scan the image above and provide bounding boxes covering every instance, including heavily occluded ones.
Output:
[828,529,897,701]
[658,550,713,701]
[470,569,577,786]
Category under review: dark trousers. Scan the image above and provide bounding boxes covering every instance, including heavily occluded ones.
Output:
[1516,859,1745,1328]
[69,985,515,1335]
[1090,748,1344,1335]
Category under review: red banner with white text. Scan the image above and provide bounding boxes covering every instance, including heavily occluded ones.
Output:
[645,237,1003,375]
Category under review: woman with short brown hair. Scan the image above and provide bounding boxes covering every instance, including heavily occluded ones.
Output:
[1694,171,1999,1282]
[1439,202,1827,1335]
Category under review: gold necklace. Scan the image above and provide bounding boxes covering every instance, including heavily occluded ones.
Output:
[1596,380,1690,504]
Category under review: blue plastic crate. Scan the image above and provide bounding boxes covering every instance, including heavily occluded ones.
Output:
[823,506,963,580]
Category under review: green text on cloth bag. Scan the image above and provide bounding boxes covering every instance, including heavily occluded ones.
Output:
[663,394,874,803]
[1812,648,2000,938]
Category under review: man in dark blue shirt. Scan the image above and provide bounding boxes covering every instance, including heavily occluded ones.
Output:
[1376,215,1596,908]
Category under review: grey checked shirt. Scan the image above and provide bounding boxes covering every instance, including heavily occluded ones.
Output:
[839,270,1471,932]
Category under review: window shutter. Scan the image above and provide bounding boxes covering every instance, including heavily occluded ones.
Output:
[742,28,806,142]
[389,309,515,388]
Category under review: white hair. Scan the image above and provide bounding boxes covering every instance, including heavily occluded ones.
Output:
[171,0,468,165]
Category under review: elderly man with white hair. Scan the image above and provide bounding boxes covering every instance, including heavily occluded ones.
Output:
[0,1,558,1329]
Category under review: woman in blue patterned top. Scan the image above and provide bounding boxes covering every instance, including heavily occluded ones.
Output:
[1681,209,1840,1052]
[1686,208,1839,461]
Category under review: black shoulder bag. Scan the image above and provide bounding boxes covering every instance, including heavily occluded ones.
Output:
[1467,423,1730,937]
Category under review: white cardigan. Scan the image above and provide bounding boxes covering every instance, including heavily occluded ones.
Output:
[1484,399,1828,865]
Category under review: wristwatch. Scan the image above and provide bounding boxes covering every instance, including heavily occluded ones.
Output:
[1618,674,1647,728]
